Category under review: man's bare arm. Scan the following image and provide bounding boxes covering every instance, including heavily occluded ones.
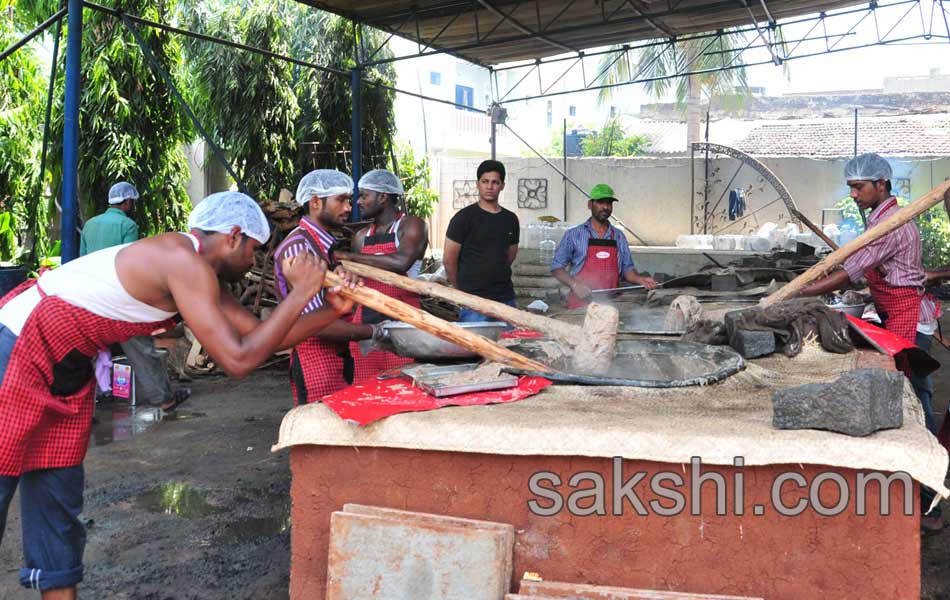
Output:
[168,252,326,378]
[506,243,518,266]
[443,239,461,286]
[336,217,428,274]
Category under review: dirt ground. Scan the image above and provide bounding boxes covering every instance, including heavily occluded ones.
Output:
[0,340,949,599]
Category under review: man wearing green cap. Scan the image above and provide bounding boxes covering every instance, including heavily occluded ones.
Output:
[551,183,656,308]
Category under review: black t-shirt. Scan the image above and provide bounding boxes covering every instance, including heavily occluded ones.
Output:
[446,203,520,302]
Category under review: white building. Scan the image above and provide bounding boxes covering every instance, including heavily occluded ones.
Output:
[390,38,646,158]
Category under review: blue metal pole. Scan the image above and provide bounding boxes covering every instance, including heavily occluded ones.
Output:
[350,67,362,221]
[61,0,83,263]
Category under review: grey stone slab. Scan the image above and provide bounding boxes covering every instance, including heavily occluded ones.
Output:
[729,329,776,358]
[772,368,904,437]
[327,509,514,600]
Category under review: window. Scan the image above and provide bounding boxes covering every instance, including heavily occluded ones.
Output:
[430,71,441,85]
[455,84,474,110]
[569,105,576,116]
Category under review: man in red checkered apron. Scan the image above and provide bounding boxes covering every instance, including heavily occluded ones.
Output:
[798,154,944,529]
[274,170,377,405]
[550,183,657,309]
[0,192,351,597]
[334,170,428,383]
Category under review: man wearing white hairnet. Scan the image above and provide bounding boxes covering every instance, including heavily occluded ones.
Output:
[274,170,377,404]
[333,169,428,382]
[80,182,140,255]
[80,182,190,412]
[0,191,353,596]
[795,153,943,530]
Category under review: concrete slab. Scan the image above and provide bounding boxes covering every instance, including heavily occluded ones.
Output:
[518,579,765,599]
[327,508,514,600]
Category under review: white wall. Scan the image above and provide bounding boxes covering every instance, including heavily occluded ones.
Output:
[426,155,950,248]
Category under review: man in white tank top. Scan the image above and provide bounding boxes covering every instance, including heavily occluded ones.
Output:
[0,192,355,598]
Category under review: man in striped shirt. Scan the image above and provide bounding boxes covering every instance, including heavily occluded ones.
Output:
[274,170,375,404]
[796,153,942,529]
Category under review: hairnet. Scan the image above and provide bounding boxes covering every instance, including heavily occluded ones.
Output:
[844,153,892,181]
[295,169,353,206]
[187,191,271,244]
[358,169,404,195]
[108,182,139,205]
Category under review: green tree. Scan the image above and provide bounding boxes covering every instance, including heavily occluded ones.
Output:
[597,33,751,144]
[306,14,396,176]
[178,0,300,202]
[581,119,651,157]
[0,0,45,261]
[396,143,438,218]
[22,0,193,239]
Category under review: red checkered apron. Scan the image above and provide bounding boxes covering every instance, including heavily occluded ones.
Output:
[0,280,175,476]
[566,229,620,309]
[282,220,351,405]
[349,215,420,383]
[865,267,921,344]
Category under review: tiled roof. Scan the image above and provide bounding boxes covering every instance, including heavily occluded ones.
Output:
[733,114,950,158]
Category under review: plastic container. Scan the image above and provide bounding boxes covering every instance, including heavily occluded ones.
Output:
[539,239,556,266]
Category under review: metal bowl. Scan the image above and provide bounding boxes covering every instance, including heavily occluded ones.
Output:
[827,302,865,318]
[383,321,508,360]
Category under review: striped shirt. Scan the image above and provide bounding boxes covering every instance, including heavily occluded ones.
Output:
[842,197,925,291]
[550,219,635,277]
[274,216,336,314]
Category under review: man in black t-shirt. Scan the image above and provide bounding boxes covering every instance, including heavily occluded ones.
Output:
[444,160,520,321]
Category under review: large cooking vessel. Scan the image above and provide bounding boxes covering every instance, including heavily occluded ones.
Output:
[382,321,508,360]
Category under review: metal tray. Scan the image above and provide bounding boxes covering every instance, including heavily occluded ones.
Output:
[503,339,744,387]
[383,321,508,360]
[407,363,518,397]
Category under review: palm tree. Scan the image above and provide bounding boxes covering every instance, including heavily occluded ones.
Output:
[597,31,751,145]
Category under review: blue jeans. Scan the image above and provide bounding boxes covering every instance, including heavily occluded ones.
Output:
[459,298,518,327]
[0,466,86,591]
[910,331,937,434]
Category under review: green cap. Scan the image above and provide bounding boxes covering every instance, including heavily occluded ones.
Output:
[590,183,618,202]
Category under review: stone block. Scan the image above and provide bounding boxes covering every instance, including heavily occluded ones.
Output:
[723,307,762,340]
[772,368,904,437]
[729,329,776,358]
[327,506,514,600]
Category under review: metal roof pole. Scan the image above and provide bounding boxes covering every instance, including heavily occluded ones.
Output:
[61,0,83,263]
[351,67,363,221]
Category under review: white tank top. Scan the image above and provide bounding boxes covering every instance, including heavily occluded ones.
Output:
[0,233,198,335]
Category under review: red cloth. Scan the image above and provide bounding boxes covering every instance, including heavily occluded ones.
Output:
[349,216,420,383]
[566,230,619,309]
[0,281,175,476]
[864,267,921,344]
[321,375,551,426]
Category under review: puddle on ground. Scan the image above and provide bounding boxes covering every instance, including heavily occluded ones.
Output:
[90,401,205,447]
[217,512,292,544]
[135,482,220,518]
